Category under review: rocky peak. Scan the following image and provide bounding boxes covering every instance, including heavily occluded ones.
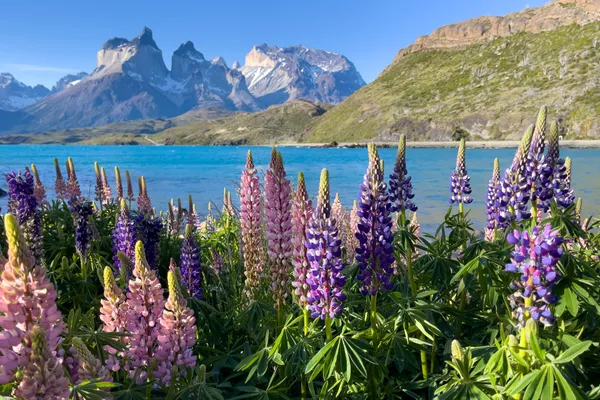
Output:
[245,44,279,68]
[174,41,205,61]
[0,73,16,87]
[52,72,89,93]
[212,56,228,68]
[0,73,50,111]
[131,26,159,50]
[232,61,241,69]
[389,0,600,66]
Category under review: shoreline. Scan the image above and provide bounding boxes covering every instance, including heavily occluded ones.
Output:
[275,140,600,149]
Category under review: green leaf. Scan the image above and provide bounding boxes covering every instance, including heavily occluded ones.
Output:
[553,341,592,364]
[305,337,337,374]
[529,329,545,362]
[563,287,579,317]
[505,370,540,396]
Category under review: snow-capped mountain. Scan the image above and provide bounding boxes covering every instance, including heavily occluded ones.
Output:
[239,44,365,107]
[0,73,50,111]
[51,72,89,93]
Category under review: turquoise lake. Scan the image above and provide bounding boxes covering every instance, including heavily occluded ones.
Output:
[1,145,598,231]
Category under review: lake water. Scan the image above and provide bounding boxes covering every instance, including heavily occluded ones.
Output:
[1,145,598,232]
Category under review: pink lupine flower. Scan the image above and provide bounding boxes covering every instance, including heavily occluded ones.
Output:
[291,172,313,308]
[101,167,113,204]
[137,176,152,214]
[15,325,70,400]
[66,157,82,200]
[124,241,165,382]
[115,167,124,202]
[265,149,293,309]
[30,164,46,205]
[94,162,105,204]
[125,170,135,203]
[155,265,197,385]
[345,200,359,263]
[54,158,67,201]
[72,337,112,384]
[240,151,265,300]
[0,214,65,385]
[100,266,127,372]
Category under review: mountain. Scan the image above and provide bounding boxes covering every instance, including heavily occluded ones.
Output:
[239,44,365,107]
[51,72,89,93]
[306,0,600,143]
[3,27,260,134]
[0,73,50,111]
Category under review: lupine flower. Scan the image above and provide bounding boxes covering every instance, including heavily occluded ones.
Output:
[135,212,163,270]
[223,189,235,217]
[126,170,135,203]
[210,248,225,275]
[115,166,123,201]
[124,241,166,383]
[264,149,293,309]
[137,176,152,214]
[101,167,113,204]
[30,164,46,205]
[484,158,501,241]
[112,200,137,275]
[291,172,313,308]
[180,225,203,299]
[506,224,563,327]
[155,266,197,385]
[72,337,112,384]
[0,214,65,385]
[15,325,70,400]
[389,134,417,213]
[345,200,360,263]
[306,169,346,319]
[495,127,533,228]
[575,197,582,225]
[167,198,184,237]
[355,144,395,296]
[204,202,215,233]
[525,106,548,204]
[100,267,127,372]
[409,212,421,258]
[54,158,67,200]
[69,197,94,262]
[59,346,80,384]
[553,156,575,211]
[240,151,265,300]
[449,138,473,205]
[66,157,82,200]
[94,162,105,204]
[6,170,44,264]
[186,195,200,229]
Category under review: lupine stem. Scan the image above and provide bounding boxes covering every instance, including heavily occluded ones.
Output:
[303,308,309,336]
[370,293,378,343]
[325,316,332,342]
[456,202,467,338]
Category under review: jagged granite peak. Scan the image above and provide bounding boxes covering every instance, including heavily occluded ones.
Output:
[239,43,365,106]
[212,56,228,68]
[131,26,160,49]
[52,72,89,93]
[232,61,241,69]
[174,41,205,60]
[0,73,50,111]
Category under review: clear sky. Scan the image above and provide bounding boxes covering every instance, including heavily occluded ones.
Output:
[0,0,548,88]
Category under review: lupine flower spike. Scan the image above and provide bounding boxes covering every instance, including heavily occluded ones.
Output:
[155,266,197,385]
[66,157,82,200]
[306,169,346,320]
[112,199,137,276]
[124,241,166,382]
[101,167,112,203]
[94,162,105,204]
[6,169,44,264]
[16,325,70,400]
[126,170,135,203]
[355,144,395,295]
[137,176,152,214]
[506,224,563,327]
[240,151,265,300]
[345,200,359,263]
[485,158,501,241]
[389,134,417,213]
[449,138,473,205]
[331,193,346,244]
[265,149,293,309]
[0,214,65,385]
[30,164,46,205]
[180,225,203,299]
[134,181,163,270]
[115,166,123,201]
[70,197,94,262]
[100,266,127,372]
[72,337,112,384]
[291,172,313,309]
[54,158,67,200]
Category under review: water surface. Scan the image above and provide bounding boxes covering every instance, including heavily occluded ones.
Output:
[1,145,598,232]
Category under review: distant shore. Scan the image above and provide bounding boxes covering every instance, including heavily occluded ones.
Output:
[276,140,600,149]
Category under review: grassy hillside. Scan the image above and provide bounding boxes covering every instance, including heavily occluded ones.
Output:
[77,100,329,145]
[306,22,600,143]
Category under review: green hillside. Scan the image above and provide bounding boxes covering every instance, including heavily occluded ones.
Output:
[306,22,600,143]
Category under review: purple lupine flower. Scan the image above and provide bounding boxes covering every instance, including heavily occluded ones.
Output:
[69,197,94,262]
[506,224,563,327]
[54,158,67,201]
[30,164,46,206]
[306,169,346,319]
[94,162,105,204]
[180,225,203,299]
[553,156,574,211]
[449,138,473,205]
[135,213,163,270]
[495,128,533,228]
[292,172,313,308]
[112,200,137,276]
[389,134,417,213]
[264,149,293,309]
[525,106,548,203]
[6,170,44,264]
[115,166,124,202]
[484,158,501,240]
[65,157,81,200]
[355,144,395,296]
[137,176,152,214]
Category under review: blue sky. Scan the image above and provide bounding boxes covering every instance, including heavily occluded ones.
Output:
[0,0,548,88]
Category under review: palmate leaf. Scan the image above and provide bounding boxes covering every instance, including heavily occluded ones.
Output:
[553,341,592,364]
[228,386,290,400]
[70,379,119,400]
